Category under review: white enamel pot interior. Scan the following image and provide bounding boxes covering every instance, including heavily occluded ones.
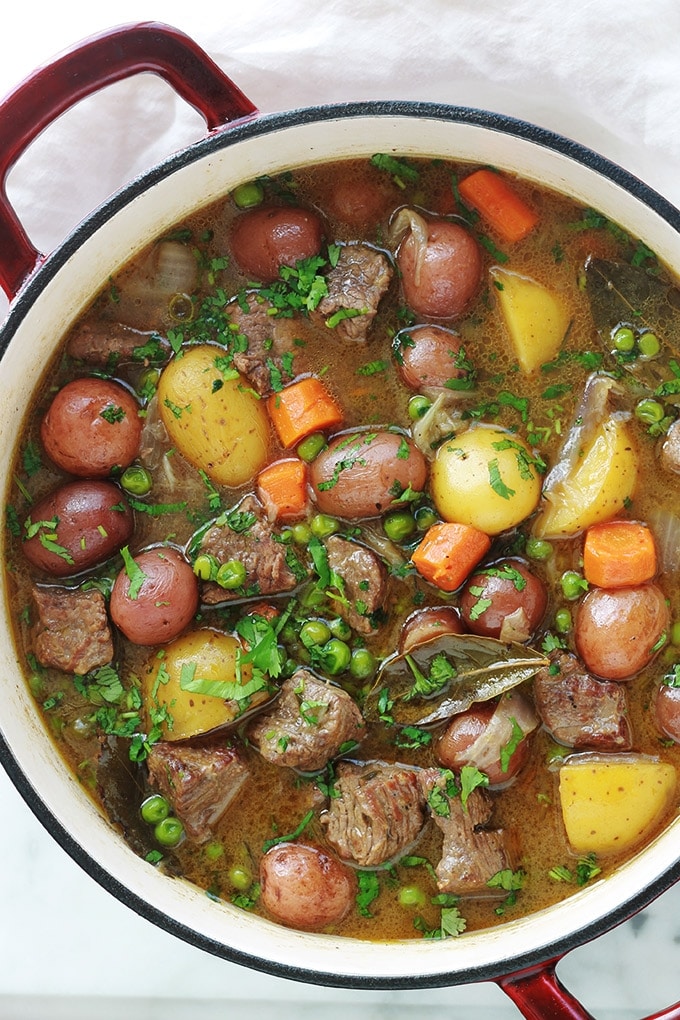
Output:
[2,101,680,991]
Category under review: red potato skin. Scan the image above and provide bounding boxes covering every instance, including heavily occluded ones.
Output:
[40,377,142,478]
[395,325,466,390]
[259,843,357,931]
[655,683,680,743]
[436,702,531,786]
[324,168,396,228]
[399,605,465,654]
[575,583,670,681]
[230,205,324,282]
[398,219,482,319]
[22,480,133,577]
[309,430,427,519]
[459,559,548,640]
[109,546,199,645]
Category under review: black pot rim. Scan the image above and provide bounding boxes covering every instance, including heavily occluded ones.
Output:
[2,98,680,990]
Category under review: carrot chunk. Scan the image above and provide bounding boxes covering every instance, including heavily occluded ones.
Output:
[582,519,658,589]
[411,522,491,592]
[257,458,309,521]
[458,168,539,243]
[268,377,344,448]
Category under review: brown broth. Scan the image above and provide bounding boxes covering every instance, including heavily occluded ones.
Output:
[6,155,680,942]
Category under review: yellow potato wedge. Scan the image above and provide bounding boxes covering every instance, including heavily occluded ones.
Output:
[158,344,270,486]
[533,416,638,538]
[559,754,677,856]
[491,266,570,374]
[142,628,270,741]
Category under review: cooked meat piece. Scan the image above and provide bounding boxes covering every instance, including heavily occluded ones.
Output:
[533,650,632,750]
[321,761,427,866]
[67,321,170,367]
[147,740,250,843]
[316,243,393,341]
[325,534,387,635]
[199,495,308,604]
[419,767,512,897]
[661,419,680,475]
[247,668,365,772]
[225,293,298,396]
[31,585,113,674]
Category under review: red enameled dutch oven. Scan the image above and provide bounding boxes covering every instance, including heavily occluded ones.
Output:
[1,22,680,1020]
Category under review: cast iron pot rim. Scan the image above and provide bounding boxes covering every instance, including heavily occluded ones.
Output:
[2,98,680,990]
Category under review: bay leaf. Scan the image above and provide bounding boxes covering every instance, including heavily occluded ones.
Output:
[585,258,680,394]
[367,633,548,727]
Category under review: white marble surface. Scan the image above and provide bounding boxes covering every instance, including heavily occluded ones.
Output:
[2,2,680,1017]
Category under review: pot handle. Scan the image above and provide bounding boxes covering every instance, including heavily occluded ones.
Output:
[0,21,258,300]
[498,960,680,1019]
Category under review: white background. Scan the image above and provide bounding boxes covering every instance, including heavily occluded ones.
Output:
[1,2,680,1017]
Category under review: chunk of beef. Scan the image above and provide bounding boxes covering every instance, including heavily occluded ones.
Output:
[321,761,427,866]
[67,321,170,367]
[31,585,113,674]
[199,495,308,604]
[533,650,632,750]
[247,668,365,772]
[325,534,387,635]
[147,740,249,843]
[225,293,298,396]
[419,768,512,897]
[316,243,393,341]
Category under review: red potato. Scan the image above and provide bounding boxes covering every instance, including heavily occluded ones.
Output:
[309,429,428,519]
[394,325,468,390]
[110,546,199,645]
[459,559,547,641]
[575,583,670,681]
[323,166,397,228]
[229,205,324,282]
[397,216,482,319]
[399,605,465,654]
[22,480,133,577]
[259,843,357,931]
[40,377,142,477]
[654,683,680,743]
[436,691,538,786]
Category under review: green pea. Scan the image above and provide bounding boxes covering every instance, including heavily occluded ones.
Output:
[415,506,439,531]
[232,181,264,209]
[612,325,636,352]
[408,395,432,421]
[140,794,169,825]
[398,885,427,908]
[322,638,352,675]
[635,398,666,425]
[120,464,153,496]
[525,537,553,561]
[310,513,340,538]
[296,432,327,462]
[328,616,352,640]
[168,293,194,323]
[638,332,660,358]
[554,608,572,634]
[193,553,216,580]
[216,559,247,589]
[300,584,328,609]
[204,841,224,862]
[383,509,417,543]
[300,619,332,647]
[138,367,160,399]
[229,865,252,891]
[350,647,376,679]
[290,522,312,545]
[561,570,588,601]
[154,816,185,847]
